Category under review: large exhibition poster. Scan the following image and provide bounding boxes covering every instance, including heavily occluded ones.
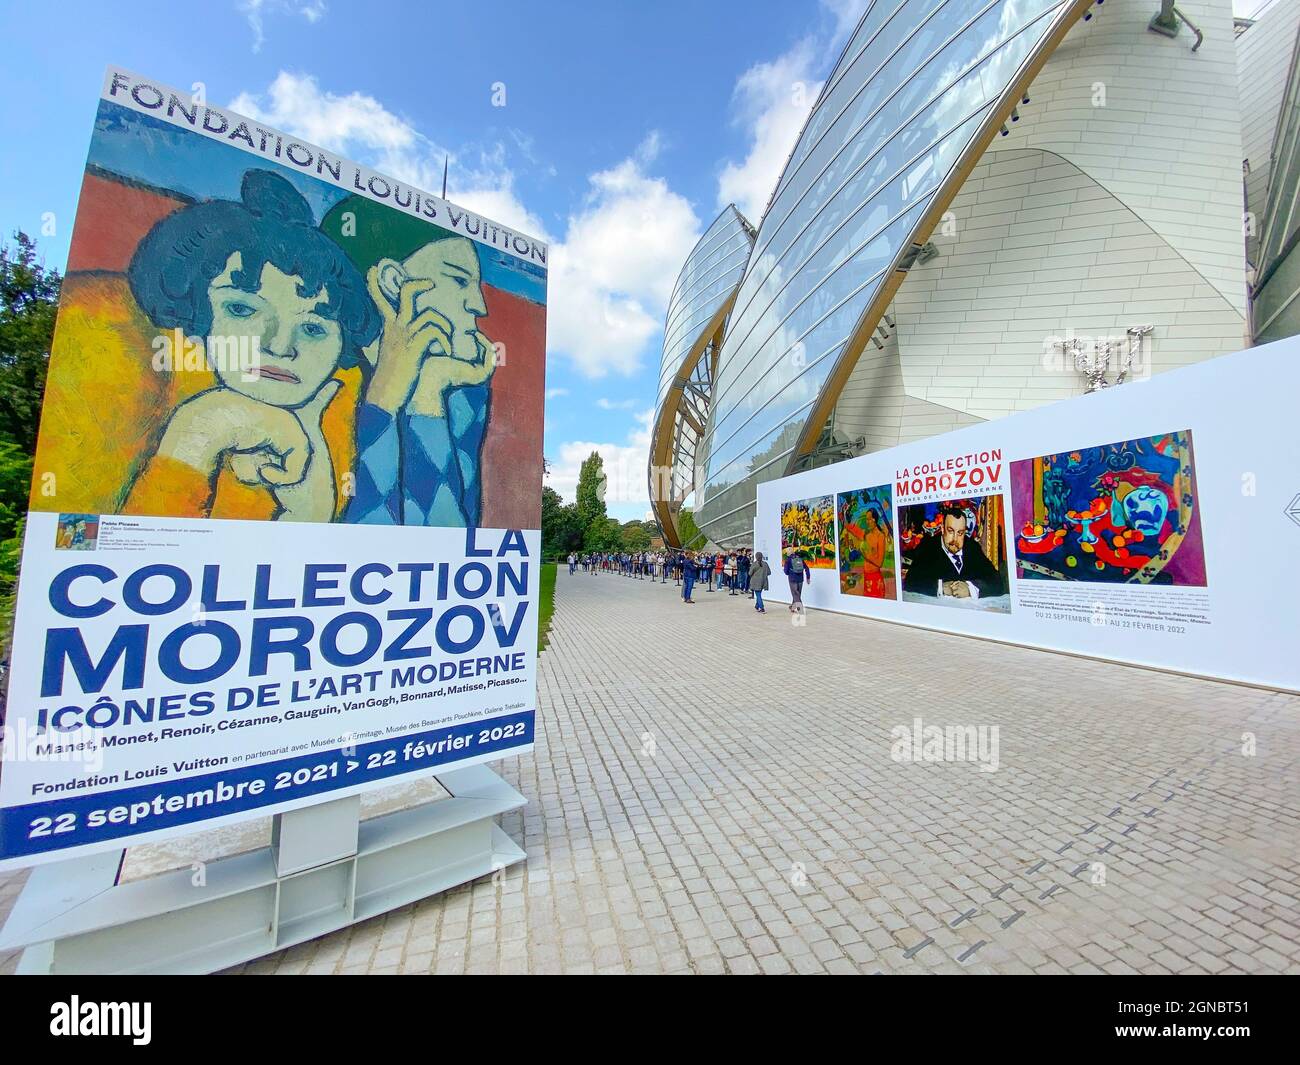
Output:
[754,338,1300,692]
[0,69,548,867]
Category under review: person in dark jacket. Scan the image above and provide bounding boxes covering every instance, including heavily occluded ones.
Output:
[682,551,697,603]
[783,550,811,612]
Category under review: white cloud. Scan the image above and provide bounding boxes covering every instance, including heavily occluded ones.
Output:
[543,1,871,383]
[238,1,327,53]
[545,387,569,399]
[546,408,654,514]
[231,75,702,382]
[231,71,417,156]
[717,40,823,223]
[820,0,870,37]
[716,0,869,223]
[229,72,549,239]
[597,397,637,410]
[547,137,701,378]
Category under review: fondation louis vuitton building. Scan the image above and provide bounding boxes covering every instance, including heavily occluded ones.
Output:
[650,0,1295,547]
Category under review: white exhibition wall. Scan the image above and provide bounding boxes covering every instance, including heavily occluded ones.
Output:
[755,337,1300,692]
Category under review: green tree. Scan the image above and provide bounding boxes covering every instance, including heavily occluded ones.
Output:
[676,507,707,550]
[0,232,59,657]
[600,517,622,551]
[0,232,60,453]
[541,485,565,557]
[575,451,610,551]
[620,520,651,552]
[0,439,32,543]
[541,485,583,560]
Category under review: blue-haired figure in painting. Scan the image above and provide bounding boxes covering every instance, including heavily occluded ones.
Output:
[123,168,496,530]
[124,169,380,522]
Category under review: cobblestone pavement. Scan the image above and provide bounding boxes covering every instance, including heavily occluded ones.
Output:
[3,569,1298,974]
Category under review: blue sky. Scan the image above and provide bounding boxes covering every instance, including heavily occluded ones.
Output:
[0,0,1270,520]
[0,0,873,521]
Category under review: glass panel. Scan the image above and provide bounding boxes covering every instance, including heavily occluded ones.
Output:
[695,0,1073,540]
[722,0,1060,407]
[704,106,989,477]
[775,0,947,206]
[654,208,753,409]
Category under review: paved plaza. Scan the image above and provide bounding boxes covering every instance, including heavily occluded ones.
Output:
[3,569,1298,974]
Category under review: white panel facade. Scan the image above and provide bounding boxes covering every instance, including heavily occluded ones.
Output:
[1237,0,1300,267]
[831,0,1248,447]
[992,0,1246,313]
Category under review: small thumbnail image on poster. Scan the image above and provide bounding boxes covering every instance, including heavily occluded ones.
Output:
[1009,429,1206,585]
[780,494,836,569]
[55,513,99,551]
[899,495,1010,612]
[837,485,896,598]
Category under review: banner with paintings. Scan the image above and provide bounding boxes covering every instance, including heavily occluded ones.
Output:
[755,339,1300,692]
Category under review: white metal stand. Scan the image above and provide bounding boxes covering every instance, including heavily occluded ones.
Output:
[0,763,526,974]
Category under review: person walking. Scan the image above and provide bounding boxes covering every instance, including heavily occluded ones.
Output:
[783,550,811,612]
[749,551,771,613]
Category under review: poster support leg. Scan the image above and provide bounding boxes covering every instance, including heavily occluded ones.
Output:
[0,763,526,974]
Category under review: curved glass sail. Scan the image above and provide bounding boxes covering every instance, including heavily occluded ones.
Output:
[648,204,754,545]
[695,0,1083,544]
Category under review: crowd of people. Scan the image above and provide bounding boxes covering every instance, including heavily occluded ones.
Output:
[568,547,810,614]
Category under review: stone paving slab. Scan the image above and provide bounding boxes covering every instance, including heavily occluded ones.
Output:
[2,568,1297,974]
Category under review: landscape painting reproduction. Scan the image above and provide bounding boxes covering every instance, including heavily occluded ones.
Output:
[837,485,896,598]
[780,494,836,569]
[1010,430,1206,585]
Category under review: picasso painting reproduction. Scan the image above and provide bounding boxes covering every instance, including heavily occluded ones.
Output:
[32,88,546,533]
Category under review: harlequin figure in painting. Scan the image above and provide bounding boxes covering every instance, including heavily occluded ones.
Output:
[320,196,497,527]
